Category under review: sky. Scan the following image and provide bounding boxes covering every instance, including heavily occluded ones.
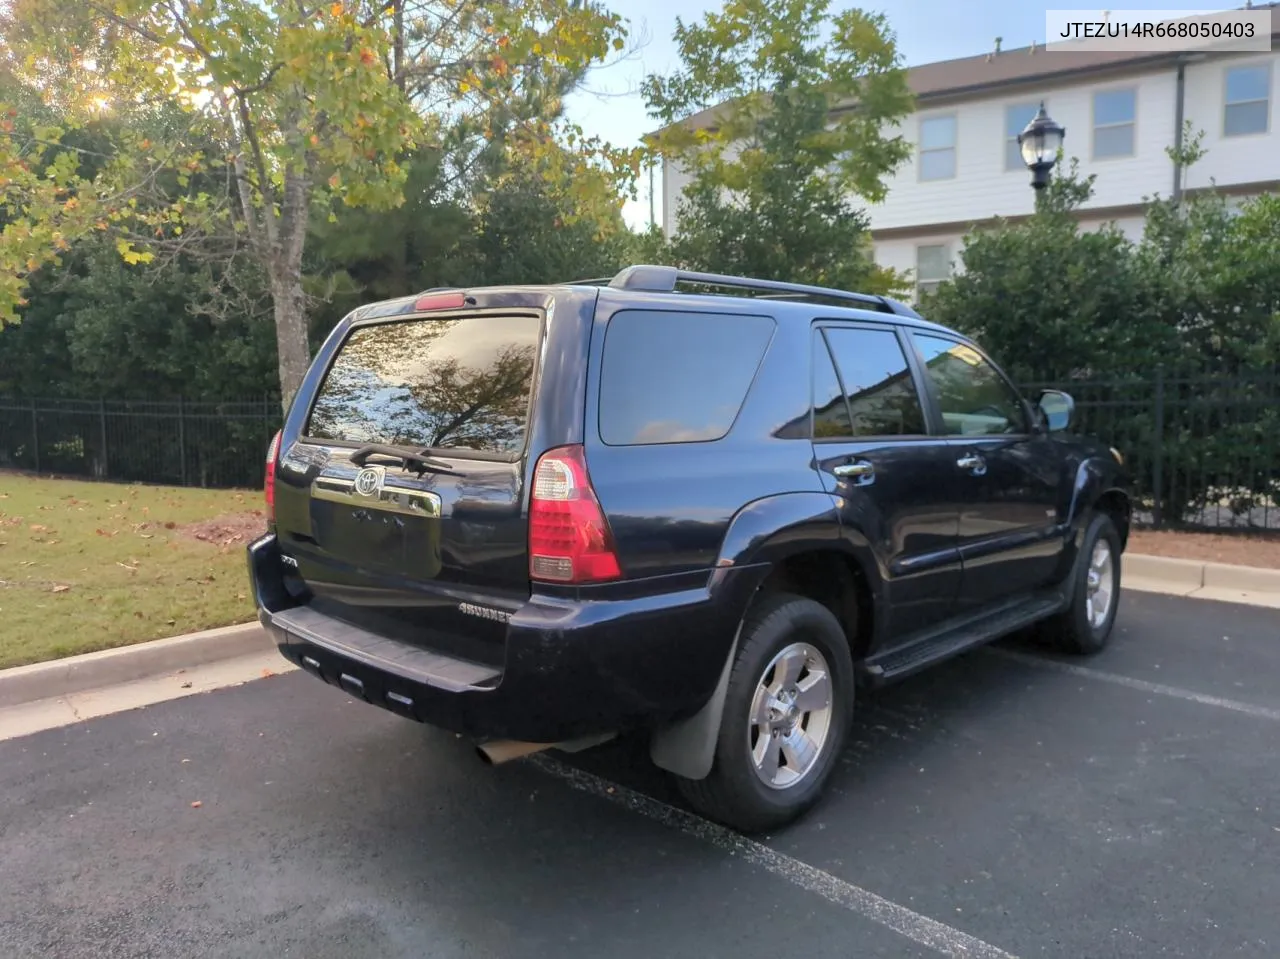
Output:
[562,0,1228,229]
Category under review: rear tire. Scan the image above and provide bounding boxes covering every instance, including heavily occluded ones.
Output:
[1047,512,1122,655]
[675,592,854,834]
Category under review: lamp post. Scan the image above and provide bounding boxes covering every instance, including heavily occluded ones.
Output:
[1017,102,1065,203]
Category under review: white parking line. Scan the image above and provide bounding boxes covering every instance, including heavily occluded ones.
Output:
[986,648,1280,723]
[530,754,1020,959]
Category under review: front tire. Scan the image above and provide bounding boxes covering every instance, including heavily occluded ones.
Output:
[1048,512,1122,655]
[676,592,854,834]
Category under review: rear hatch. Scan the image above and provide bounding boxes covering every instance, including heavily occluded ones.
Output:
[272,307,544,666]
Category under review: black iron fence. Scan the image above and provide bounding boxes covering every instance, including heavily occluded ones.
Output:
[2,371,1279,531]
[0,397,281,490]
[1021,368,1280,532]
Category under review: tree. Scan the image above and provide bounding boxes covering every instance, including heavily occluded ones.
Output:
[924,147,1280,527]
[643,0,914,295]
[1,0,421,409]
[0,232,275,401]
[473,136,636,286]
[0,0,635,410]
[924,160,1161,383]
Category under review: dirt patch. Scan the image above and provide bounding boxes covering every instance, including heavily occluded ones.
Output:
[1128,529,1280,570]
[174,510,268,549]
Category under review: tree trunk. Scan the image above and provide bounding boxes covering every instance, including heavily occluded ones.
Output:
[271,271,310,415]
[392,0,405,91]
[269,169,313,415]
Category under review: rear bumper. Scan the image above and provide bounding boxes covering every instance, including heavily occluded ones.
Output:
[247,533,765,742]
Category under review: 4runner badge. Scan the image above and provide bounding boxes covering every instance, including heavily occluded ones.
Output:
[354,467,383,497]
[458,602,511,624]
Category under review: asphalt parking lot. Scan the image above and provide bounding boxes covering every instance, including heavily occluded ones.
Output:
[2,589,1278,959]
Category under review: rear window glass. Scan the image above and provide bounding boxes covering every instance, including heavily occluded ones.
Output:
[306,313,540,455]
[598,310,775,446]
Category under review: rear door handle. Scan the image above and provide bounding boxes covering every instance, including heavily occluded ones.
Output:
[833,460,875,484]
[956,453,986,475]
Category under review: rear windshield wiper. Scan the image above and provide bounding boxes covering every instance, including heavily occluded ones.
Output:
[349,443,458,476]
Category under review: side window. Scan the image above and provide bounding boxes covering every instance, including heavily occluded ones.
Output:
[811,332,851,437]
[911,333,1027,436]
[818,327,928,437]
[599,310,775,445]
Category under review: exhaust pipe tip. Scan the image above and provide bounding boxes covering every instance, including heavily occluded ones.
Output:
[475,739,555,766]
[474,731,618,766]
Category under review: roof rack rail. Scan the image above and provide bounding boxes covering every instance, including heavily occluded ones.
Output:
[606,265,910,315]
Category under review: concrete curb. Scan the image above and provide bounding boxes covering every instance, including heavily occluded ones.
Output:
[0,622,268,709]
[1126,553,1280,608]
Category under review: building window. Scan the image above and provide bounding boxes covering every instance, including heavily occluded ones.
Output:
[915,244,949,300]
[1224,63,1271,137]
[1005,103,1041,171]
[919,115,957,181]
[1092,88,1136,159]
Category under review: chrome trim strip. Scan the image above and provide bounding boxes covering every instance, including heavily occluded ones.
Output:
[310,475,442,518]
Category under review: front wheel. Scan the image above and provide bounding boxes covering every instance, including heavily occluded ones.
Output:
[675,592,854,834]
[1047,512,1123,655]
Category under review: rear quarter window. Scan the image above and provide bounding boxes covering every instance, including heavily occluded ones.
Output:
[598,309,775,446]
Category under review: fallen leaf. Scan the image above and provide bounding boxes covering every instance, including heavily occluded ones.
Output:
[29,524,48,532]
[117,562,138,572]
[261,668,275,678]
[51,584,70,593]
[190,801,202,809]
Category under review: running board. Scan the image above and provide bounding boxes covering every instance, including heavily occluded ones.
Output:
[859,592,1066,687]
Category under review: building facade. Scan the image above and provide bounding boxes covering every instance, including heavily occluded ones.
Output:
[659,6,1280,302]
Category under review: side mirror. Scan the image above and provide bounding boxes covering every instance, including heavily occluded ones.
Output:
[1037,389,1075,433]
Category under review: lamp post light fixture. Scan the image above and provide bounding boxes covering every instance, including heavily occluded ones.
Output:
[1017,102,1066,192]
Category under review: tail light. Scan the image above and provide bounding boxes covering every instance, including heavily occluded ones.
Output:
[528,445,621,584]
[265,430,282,522]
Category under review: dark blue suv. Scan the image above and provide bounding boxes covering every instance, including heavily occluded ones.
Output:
[247,265,1131,833]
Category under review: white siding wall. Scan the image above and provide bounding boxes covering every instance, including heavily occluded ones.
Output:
[1182,52,1280,191]
[659,51,1280,258]
[864,69,1180,232]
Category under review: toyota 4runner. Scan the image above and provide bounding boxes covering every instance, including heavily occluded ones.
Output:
[247,265,1131,833]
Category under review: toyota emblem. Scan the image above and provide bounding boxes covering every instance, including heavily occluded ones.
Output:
[353,467,383,497]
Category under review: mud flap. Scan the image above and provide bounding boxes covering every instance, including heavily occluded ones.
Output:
[648,629,739,781]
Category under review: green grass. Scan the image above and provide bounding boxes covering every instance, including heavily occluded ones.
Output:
[0,474,263,669]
